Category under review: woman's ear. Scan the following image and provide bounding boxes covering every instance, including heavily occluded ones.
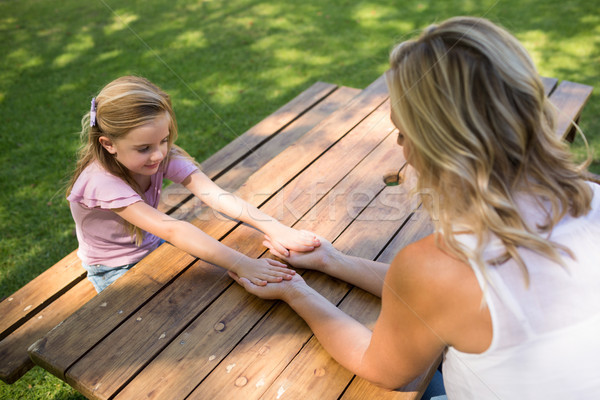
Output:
[99,136,117,154]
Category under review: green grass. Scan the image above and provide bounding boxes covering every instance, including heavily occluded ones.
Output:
[1,0,598,397]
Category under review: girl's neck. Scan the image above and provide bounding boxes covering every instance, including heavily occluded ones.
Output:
[132,173,152,193]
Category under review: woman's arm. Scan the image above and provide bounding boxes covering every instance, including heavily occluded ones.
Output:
[181,171,319,256]
[113,201,293,285]
[231,240,449,389]
[263,235,389,297]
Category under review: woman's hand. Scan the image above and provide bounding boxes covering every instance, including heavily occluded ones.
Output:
[228,270,309,301]
[233,257,295,286]
[264,226,321,257]
[263,233,337,273]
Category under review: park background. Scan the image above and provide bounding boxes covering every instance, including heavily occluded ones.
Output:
[1,0,598,398]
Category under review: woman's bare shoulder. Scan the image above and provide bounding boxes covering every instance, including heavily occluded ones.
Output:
[390,234,468,286]
[387,234,492,351]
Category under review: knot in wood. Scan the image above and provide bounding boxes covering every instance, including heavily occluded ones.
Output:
[313,367,326,377]
[214,322,226,331]
[235,376,248,387]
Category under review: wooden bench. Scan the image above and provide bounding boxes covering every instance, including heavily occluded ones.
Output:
[0,74,593,397]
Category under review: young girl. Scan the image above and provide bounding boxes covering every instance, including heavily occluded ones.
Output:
[67,76,319,293]
[231,17,600,398]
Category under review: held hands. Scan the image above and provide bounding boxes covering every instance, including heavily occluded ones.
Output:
[230,227,321,287]
[234,257,295,286]
[264,225,321,257]
[263,233,336,273]
[228,270,308,301]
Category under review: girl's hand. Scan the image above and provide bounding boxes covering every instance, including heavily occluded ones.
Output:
[228,270,308,302]
[263,234,336,273]
[264,226,321,257]
[234,257,296,286]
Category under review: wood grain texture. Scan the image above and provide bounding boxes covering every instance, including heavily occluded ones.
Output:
[0,279,95,384]
[541,76,558,96]
[548,80,593,140]
[165,86,360,221]
[66,259,233,399]
[0,250,85,341]
[28,244,196,381]
[200,82,339,181]
[158,81,339,214]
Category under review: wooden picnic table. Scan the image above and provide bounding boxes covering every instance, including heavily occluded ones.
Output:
[20,73,593,400]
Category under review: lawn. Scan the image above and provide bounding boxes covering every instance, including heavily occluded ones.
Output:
[1,0,598,397]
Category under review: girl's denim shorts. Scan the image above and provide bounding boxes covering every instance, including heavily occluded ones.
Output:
[82,239,166,293]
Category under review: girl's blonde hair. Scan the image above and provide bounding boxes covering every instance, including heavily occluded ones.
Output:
[67,76,191,245]
[387,17,592,283]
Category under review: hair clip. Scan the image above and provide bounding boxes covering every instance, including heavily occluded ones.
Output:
[90,97,97,127]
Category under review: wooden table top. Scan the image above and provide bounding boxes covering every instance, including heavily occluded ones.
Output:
[27,73,592,400]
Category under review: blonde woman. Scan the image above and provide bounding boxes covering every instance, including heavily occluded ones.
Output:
[67,76,319,293]
[230,17,600,398]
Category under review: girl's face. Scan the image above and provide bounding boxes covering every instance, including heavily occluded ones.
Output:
[100,112,170,179]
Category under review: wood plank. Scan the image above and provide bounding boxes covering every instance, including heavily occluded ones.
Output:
[218,87,362,192]
[200,81,339,180]
[258,288,439,400]
[254,101,394,230]
[0,250,85,341]
[28,244,197,380]
[112,275,275,400]
[71,97,395,400]
[67,259,234,399]
[158,81,338,213]
[184,272,349,400]
[233,75,389,203]
[548,80,593,141]
[165,86,361,221]
[541,76,558,97]
[0,279,95,384]
[256,288,369,400]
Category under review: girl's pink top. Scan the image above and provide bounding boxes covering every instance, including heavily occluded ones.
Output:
[67,156,198,267]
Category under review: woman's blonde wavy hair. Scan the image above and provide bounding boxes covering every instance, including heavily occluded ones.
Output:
[67,76,195,245]
[387,17,593,284]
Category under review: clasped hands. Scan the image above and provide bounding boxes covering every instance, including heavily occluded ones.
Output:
[229,232,333,301]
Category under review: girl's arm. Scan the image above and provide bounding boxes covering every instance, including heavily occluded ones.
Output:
[181,171,320,256]
[230,239,452,390]
[263,235,389,297]
[113,201,293,286]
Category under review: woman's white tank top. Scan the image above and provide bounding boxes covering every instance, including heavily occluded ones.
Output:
[443,182,600,399]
